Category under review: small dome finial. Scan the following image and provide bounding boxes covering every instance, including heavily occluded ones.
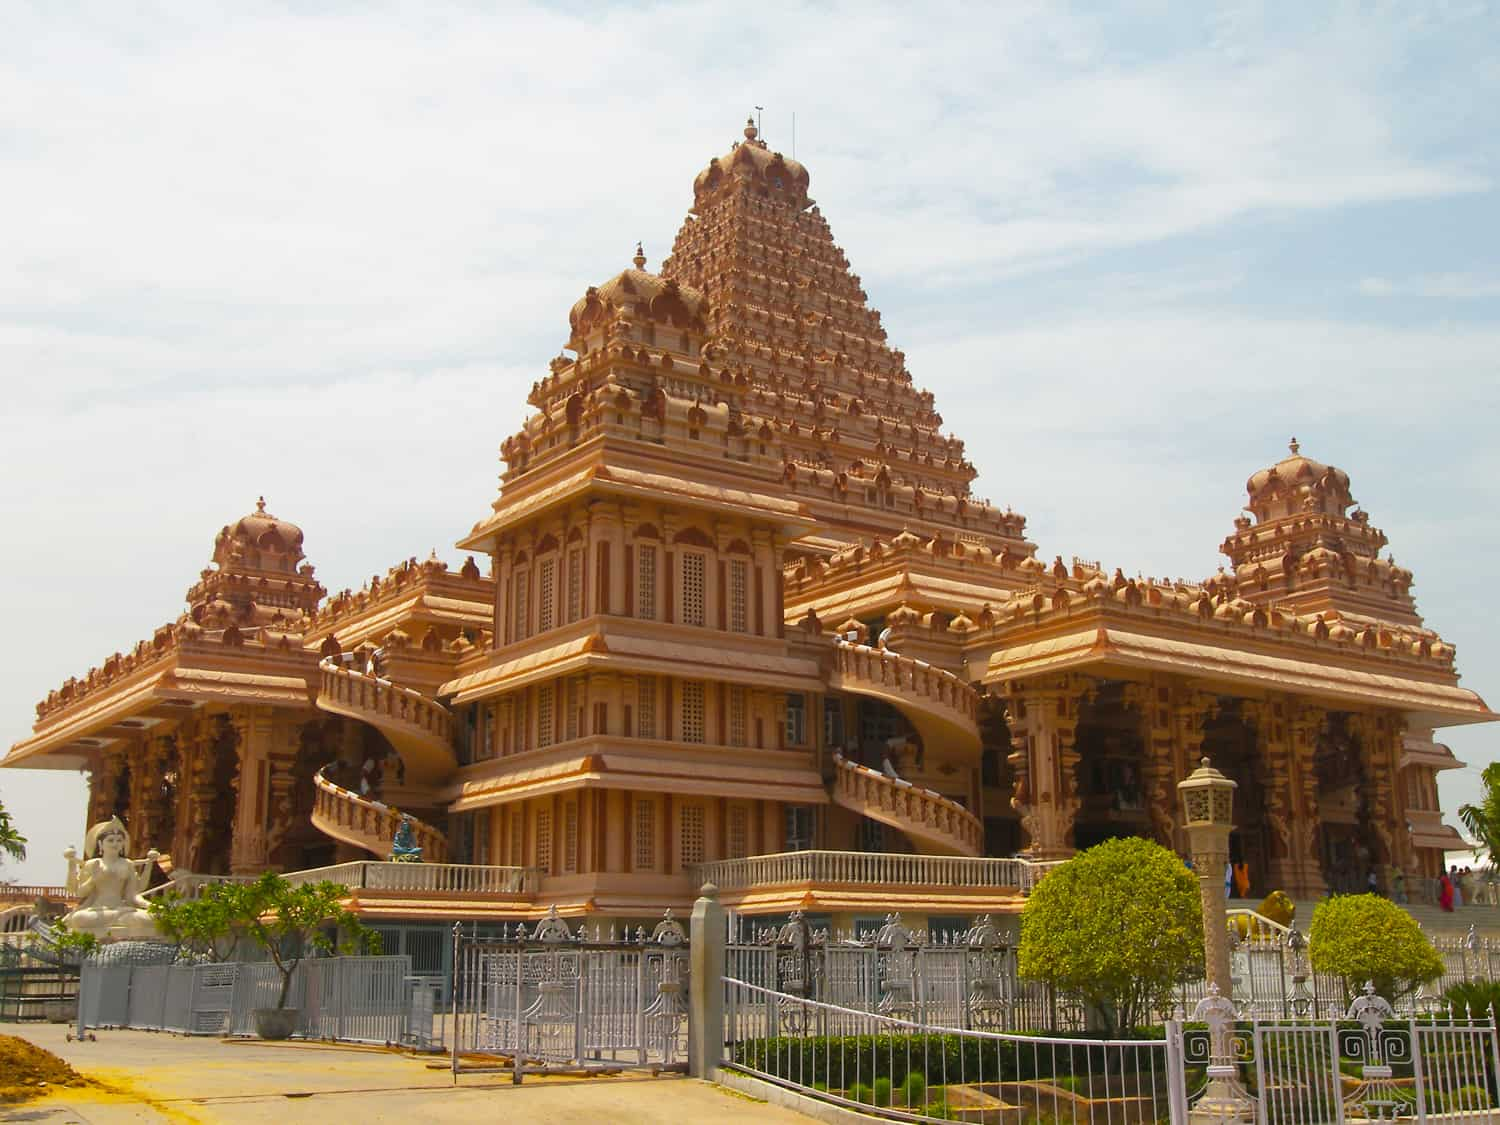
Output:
[1288,436,1300,455]
[633,242,646,270]
[744,115,758,142]
[256,495,267,513]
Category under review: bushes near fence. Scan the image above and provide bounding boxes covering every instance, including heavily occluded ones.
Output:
[732,1029,1163,1089]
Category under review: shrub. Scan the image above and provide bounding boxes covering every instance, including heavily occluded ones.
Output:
[901,1071,927,1106]
[873,1076,892,1106]
[732,1030,1161,1088]
[1019,836,1204,1035]
[847,1081,874,1104]
[1308,894,1443,1003]
[1443,980,1500,1020]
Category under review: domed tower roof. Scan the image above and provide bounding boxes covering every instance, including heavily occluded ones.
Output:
[1221,440,1419,626]
[212,496,308,570]
[692,117,811,211]
[567,246,708,351]
[1244,437,1355,522]
[186,497,325,629]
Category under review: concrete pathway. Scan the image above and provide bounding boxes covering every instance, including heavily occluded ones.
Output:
[2,1025,812,1123]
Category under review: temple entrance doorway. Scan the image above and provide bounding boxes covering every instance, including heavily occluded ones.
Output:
[1315,713,1370,895]
[1201,700,1271,899]
[1070,684,1152,851]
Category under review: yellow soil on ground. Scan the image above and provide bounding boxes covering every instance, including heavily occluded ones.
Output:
[0,1033,91,1102]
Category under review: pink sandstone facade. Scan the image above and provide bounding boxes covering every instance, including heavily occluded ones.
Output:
[6,120,1492,931]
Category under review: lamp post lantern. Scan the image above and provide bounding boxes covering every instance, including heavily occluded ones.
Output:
[1178,755,1237,996]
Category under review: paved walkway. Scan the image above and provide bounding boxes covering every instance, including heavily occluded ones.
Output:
[2,1025,812,1123]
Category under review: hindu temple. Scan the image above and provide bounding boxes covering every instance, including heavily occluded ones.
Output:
[7,118,1492,950]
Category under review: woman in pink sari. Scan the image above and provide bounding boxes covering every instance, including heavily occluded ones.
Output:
[1439,872,1455,912]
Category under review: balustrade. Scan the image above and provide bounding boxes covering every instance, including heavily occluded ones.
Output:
[692,849,1058,894]
[311,768,450,862]
[831,753,983,856]
[318,660,452,742]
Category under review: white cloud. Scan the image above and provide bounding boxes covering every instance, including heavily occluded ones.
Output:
[1359,274,1500,299]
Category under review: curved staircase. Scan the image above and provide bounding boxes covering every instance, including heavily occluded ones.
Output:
[831,753,983,857]
[828,640,982,758]
[310,767,449,863]
[315,657,457,784]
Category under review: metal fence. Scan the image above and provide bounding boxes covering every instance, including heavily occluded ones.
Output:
[78,955,434,1048]
[729,911,1500,1031]
[724,977,1176,1124]
[448,906,689,1080]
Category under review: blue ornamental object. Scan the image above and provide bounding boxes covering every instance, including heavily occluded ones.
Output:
[390,815,423,863]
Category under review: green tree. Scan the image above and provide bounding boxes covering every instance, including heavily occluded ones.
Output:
[1458,762,1500,860]
[1308,893,1443,1003]
[1018,836,1204,1035]
[148,873,379,1007]
[0,796,27,865]
[147,882,258,962]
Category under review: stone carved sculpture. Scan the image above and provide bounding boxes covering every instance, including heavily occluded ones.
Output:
[61,816,163,941]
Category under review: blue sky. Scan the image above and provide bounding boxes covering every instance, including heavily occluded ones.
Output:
[1,2,1497,883]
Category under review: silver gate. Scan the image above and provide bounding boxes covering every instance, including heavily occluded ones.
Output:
[449,906,689,1079]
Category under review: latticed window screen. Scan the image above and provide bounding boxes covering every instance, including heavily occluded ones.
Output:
[565,677,582,741]
[784,693,806,745]
[566,547,583,623]
[514,693,528,752]
[681,681,705,743]
[727,805,749,860]
[679,804,706,866]
[510,812,524,864]
[563,801,578,873]
[538,558,556,632]
[512,570,529,641]
[729,559,748,632]
[728,686,747,747]
[637,676,656,739]
[682,552,706,626]
[634,799,656,869]
[537,683,554,747]
[637,545,657,619]
[474,811,490,863]
[536,809,553,871]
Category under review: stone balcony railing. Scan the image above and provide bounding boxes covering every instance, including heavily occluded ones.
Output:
[280,860,540,896]
[831,753,984,857]
[316,658,455,781]
[311,768,449,863]
[0,884,72,904]
[690,850,1058,896]
[828,640,981,753]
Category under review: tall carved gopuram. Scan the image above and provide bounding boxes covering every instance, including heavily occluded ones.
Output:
[7,120,1492,934]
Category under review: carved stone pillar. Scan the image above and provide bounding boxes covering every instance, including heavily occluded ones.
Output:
[262,718,306,869]
[1289,704,1330,898]
[229,706,274,874]
[1127,681,1180,851]
[129,735,176,854]
[1349,710,1408,886]
[1245,698,1299,895]
[86,746,127,829]
[589,500,625,617]
[1004,678,1083,859]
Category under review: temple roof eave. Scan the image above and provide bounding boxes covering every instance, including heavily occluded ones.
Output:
[442,626,826,703]
[981,624,1495,726]
[458,460,816,554]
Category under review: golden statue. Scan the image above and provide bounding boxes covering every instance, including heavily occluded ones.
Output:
[61,816,162,941]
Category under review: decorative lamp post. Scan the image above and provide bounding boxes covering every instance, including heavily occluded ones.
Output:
[1178,755,1237,997]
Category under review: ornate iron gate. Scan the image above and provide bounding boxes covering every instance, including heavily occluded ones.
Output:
[449,906,689,1079]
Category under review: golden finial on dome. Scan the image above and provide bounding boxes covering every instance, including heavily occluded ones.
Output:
[744,115,758,142]
[256,495,267,513]
[1288,436,1300,455]
[633,242,646,270]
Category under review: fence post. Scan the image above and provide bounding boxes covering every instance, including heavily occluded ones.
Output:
[688,882,725,1080]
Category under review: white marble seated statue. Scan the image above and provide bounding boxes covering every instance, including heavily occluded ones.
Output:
[61,816,162,942]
